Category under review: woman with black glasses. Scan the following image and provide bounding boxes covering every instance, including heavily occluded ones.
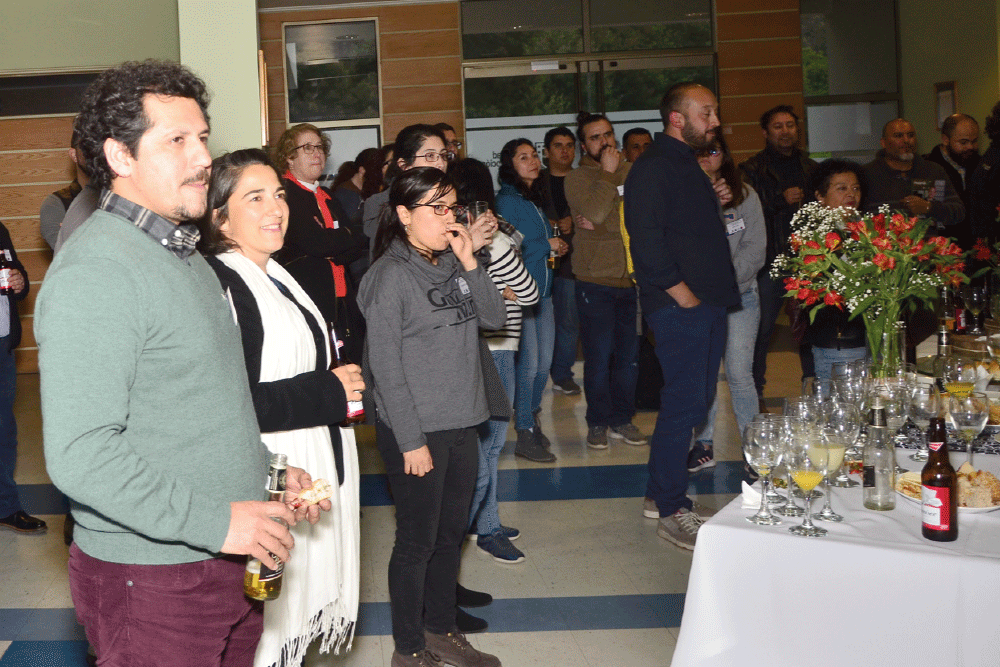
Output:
[272,123,367,360]
[358,167,505,667]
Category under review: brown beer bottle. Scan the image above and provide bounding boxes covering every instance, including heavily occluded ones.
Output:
[244,453,288,601]
[0,249,13,297]
[328,324,364,426]
[921,417,957,541]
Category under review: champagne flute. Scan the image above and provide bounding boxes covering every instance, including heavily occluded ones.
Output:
[909,385,941,461]
[786,428,829,537]
[946,392,990,466]
[812,426,847,522]
[824,401,861,488]
[962,284,987,335]
[742,422,783,525]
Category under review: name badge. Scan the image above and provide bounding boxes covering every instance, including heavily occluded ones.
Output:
[617,184,625,197]
[726,216,745,236]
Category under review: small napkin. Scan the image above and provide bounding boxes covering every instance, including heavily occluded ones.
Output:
[975,365,992,392]
[741,481,763,509]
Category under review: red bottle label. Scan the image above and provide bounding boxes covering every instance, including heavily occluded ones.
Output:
[922,485,951,531]
[928,440,945,452]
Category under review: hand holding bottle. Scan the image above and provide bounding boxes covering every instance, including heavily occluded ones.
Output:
[223,500,296,569]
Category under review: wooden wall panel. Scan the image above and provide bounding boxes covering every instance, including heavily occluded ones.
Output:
[378,3,458,32]
[380,30,461,60]
[381,56,461,89]
[15,349,37,375]
[718,38,802,70]
[0,117,75,152]
[717,0,798,12]
[6,217,47,251]
[0,151,74,187]
[0,183,65,219]
[716,10,800,41]
[383,84,462,115]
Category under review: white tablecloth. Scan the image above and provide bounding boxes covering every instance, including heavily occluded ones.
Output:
[671,451,1000,667]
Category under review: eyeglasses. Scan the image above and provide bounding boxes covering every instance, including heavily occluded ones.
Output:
[414,151,454,164]
[411,203,468,217]
[697,148,721,157]
[446,140,463,150]
[294,143,325,155]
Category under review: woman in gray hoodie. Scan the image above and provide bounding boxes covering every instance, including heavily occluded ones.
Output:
[357,168,506,667]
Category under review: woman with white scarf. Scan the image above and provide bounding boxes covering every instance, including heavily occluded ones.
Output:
[199,149,364,667]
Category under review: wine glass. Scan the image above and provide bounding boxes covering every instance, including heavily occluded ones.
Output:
[988,334,1000,361]
[751,414,788,508]
[946,392,990,466]
[784,396,821,425]
[774,417,806,517]
[942,356,976,398]
[742,422,783,526]
[785,428,829,537]
[909,385,942,461]
[962,285,987,335]
[824,401,861,488]
[812,426,848,522]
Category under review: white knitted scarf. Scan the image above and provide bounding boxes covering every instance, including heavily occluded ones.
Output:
[216,252,361,667]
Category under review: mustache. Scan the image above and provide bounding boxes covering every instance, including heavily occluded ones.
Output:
[182,169,209,186]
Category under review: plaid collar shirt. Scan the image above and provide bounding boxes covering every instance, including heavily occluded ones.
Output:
[98,190,201,261]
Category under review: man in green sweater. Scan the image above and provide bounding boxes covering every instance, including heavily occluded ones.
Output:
[36,60,326,667]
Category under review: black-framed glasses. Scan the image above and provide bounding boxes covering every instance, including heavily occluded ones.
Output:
[294,142,325,155]
[414,151,454,163]
[697,147,721,157]
[411,203,467,217]
[446,140,463,150]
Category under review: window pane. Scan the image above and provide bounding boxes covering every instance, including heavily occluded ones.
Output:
[461,0,583,59]
[284,21,379,123]
[590,0,712,53]
[0,73,99,117]
[602,65,713,113]
[806,100,899,159]
[464,72,577,119]
[801,0,897,97]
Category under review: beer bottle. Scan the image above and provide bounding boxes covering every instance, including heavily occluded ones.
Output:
[954,290,968,334]
[0,249,13,297]
[547,223,561,271]
[921,417,957,541]
[329,324,364,426]
[244,453,288,601]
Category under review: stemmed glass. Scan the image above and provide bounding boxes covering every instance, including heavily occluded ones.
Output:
[942,356,976,397]
[786,428,830,537]
[821,400,861,490]
[784,398,823,499]
[947,392,991,466]
[811,426,848,522]
[774,417,806,517]
[909,385,942,461]
[751,414,788,508]
[962,284,988,335]
[742,422,783,525]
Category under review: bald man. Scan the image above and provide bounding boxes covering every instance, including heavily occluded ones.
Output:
[863,118,964,233]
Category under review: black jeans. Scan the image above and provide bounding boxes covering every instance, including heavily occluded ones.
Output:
[376,422,479,654]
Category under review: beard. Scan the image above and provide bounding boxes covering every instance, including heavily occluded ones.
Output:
[946,146,980,169]
[682,119,714,149]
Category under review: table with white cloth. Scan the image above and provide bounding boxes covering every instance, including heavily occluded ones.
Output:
[671,450,1000,667]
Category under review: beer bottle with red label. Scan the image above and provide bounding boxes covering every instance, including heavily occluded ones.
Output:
[329,324,364,426]
[921,417,957,541]
[0,249,13,296]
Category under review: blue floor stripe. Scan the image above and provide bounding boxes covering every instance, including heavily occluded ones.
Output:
[0,641,90,667]
[0,608,86,642]
[22,462,748,515]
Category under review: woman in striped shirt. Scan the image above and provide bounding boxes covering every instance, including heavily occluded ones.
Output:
[452,158,539,564]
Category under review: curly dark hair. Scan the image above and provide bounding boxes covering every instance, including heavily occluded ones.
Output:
[808,158,866,203]
[76,60,210,190]
[198,148,282,256]
[497,138,544,206]
[450,157,497,213]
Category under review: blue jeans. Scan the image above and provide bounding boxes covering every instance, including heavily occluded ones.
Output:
[753,272,784,394]
[575,282,639,428]
[514,296,555,431]
[696,285,760,443]
[470,350,515,536]
[0,340,20,517]
[813,345,868,397]
[646,303,727,516]
[550,276,579,383]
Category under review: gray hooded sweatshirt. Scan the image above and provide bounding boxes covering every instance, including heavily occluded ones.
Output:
[357,238,506,452]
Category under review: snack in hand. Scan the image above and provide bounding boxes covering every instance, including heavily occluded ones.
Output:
[288,479,333,509]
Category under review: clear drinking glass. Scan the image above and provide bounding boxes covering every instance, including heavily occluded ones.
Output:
[822,401,862,492]
[751,413,787,507]
[963,284,988,335]
[812,426,848,522]
[742,422,783,526]
[786,428,829,537]
[946,392,990,466]
[908,385,941,462]
[775,417,806,517]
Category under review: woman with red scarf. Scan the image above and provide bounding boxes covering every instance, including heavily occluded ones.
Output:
[273,123,367,360]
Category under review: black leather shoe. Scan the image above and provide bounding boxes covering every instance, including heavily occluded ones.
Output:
[455,607,488,634]
[456,583,492,608]
[0,511,47,534]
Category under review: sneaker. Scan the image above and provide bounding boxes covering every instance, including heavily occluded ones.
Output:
[514,429,556,463]
[687,441,716,473]
[391,649,443,667]
[657,508,705,550]
[689,499,718,519]
[477,531,525,564]
[532,412,552,449]
[455,607,488,634]
[642,497,658,519]
[608,423,648,446]
[552,378,581,395]
[0,511,47,534]
[424,631,501,667]
[586,425,609,449]
[467,525,519,541]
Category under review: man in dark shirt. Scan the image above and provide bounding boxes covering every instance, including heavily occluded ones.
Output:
[740,105,818,403]
[539,126,581,395]
[622,128,653,163]
[968,102,1000,242]
[923,113,980,249]
[624,83,738,550]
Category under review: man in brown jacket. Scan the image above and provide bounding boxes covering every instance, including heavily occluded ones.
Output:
[565,112,648,451]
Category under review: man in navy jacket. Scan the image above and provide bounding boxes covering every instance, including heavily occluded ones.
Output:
[624,83,738,550]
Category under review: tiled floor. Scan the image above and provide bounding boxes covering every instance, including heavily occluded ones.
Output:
[0,320,804,667]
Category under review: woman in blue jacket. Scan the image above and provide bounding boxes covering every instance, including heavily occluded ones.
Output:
[496,139,567,463]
